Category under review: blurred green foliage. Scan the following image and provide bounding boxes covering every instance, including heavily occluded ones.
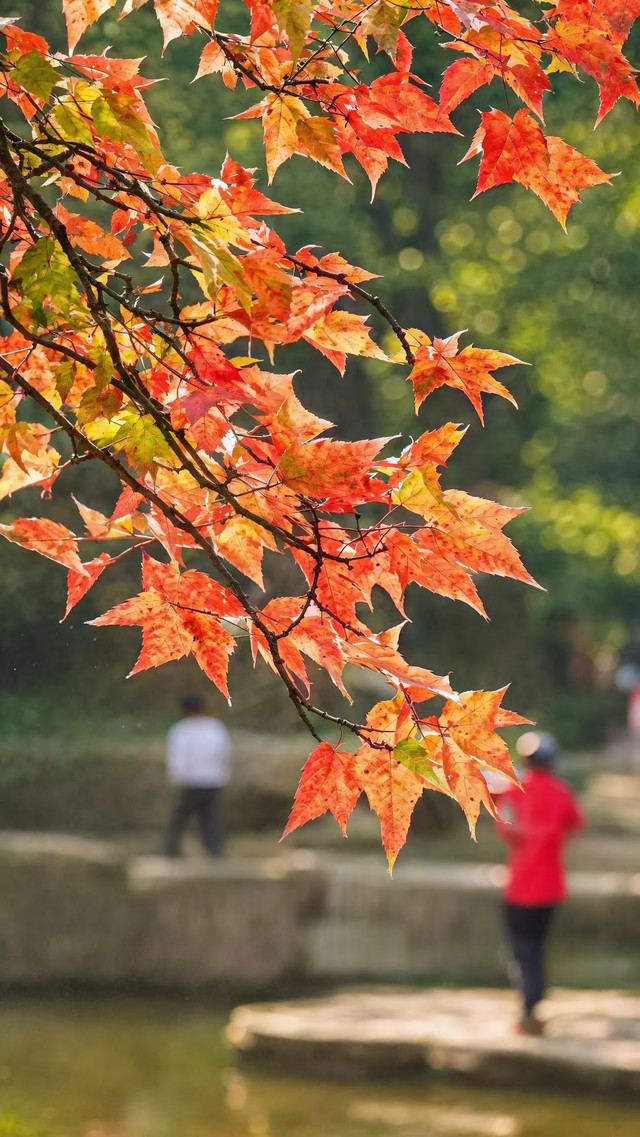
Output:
[0,2,637,747]
[0,1118,46,1137]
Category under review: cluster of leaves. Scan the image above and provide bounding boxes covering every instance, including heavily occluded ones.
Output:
[0,0,636,865]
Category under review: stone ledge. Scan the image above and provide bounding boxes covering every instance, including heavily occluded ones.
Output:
[227,987,640,1093]
[0,831,122,863]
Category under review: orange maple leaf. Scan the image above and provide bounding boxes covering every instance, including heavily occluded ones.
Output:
[544,18,640,125]
[423,490,541,588]
[63,0,118,54]
[278,437,387,502]
[262,93,306,182]
[407,331,521,421]
[152,0,219,49]
[463,108,612,227]
[427,687,530,834]
[90,554,241,697]
[439,57,496,115]
[440,737,499,837]
[464,107,550,196]
[354,696,425,870]
[0,517,86,575]
[282,741,362,838]
[63,552,113,621]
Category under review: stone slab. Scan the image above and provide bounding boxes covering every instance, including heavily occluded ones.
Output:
[227,987,640,1094]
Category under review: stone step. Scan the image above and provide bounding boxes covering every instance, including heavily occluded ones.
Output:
[227,987,640,1094]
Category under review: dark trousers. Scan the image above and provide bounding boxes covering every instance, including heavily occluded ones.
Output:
[164,786,223,857]
[504,903,555,1015]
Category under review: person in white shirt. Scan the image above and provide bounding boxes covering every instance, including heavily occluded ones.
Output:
[164,694,232,857]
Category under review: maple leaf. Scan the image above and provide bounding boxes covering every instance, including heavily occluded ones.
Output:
[547,0,640,48]
[362,74,458,135]
[90,555,242,697]
[505,58,553,123]
[0,517,86,575]
[153,0,219,49]
[407,331,521,421]
[272,0,312,63]
[252,597,348,699]
[302,310,388,374]
[345,632,453,702]
[216,515,275,589]
[296,117,350,179]
[423,490,540,588]
[0,452,57,501]
[361,0,405,58]
[63,0,118,53]
[393,737,450,792]
[112,411,175,474]
[544,18,640,125]
[427,687,530,835]
[463,108,612,225]
[387,527,488,617]
[262,94,307,182]
[440,736,498,837]
[73,496,134,539]
[390,464,445,515]
[282,741,361,838]
[439,58,496,116]
[438,687,529,781]
[278,437,387,502]
[195,41,227,81]
[93,588,193,674]
[536,136,613,229]
[179,607,236,694]
[263,392,333,452]
[56,203,130,263]
[354,696,425,871]
[380,423,467,478]
[63,552,113,620]
[463,107,550,197]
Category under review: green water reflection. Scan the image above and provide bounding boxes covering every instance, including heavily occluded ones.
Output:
[0,998,637,1137]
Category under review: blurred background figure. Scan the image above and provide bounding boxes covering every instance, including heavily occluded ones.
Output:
[495,732,584,1035]
[615,659,640,771]
[164,694,232,858]
[627,681,640,771]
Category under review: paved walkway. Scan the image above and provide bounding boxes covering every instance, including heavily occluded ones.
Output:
[227,988,640,1094]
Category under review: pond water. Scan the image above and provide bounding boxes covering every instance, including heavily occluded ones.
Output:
[0,998,637,1137]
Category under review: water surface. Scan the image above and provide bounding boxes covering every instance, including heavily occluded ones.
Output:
[0,998,636,1137]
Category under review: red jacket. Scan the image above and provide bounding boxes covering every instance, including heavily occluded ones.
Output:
[496,768,583,906]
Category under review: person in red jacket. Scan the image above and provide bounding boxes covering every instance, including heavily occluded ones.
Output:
[495,731,584,1035]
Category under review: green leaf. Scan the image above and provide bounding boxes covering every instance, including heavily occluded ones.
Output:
[92,93,157,167]
[360,0,404,58]
[77,386,122,427]
[52,101,94,147]
[394,738,445,788]
[191,227,252,313]
[112,410,174,475]
[12,238,77,321]
[11,51,59,102]
[90,350,114,393]
[273,0,312,62]
[55,361,77,403]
